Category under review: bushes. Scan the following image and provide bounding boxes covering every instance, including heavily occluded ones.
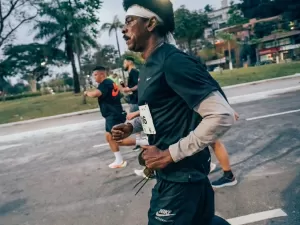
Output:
[0,92,42,101]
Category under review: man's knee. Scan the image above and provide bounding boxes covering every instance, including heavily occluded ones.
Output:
[105,132,112,142]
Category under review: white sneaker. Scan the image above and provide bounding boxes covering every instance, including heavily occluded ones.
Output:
[134,169,147,178]
[109,161,127,169]
[210,163,217,173]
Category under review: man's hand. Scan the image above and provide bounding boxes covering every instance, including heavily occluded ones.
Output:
[123,87,131,93]
[111,123,133,142]
[83,91,88,96]
[234,111,240,121]
[142,146,174,170]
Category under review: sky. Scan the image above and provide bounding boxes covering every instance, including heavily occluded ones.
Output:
[9,0,225,81]
[14,0,225,53]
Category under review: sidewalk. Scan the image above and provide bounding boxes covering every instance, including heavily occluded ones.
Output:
[0,74,299,129]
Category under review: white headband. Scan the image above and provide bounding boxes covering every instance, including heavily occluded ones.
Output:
[126,5,177,47]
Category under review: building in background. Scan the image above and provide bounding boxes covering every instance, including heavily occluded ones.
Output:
[258,30,300,62]
[204,0,230,42]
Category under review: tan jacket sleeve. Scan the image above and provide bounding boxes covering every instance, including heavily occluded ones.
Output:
[169,91,235,163]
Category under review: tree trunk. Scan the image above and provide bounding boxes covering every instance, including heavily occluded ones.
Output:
[29,79,37,92]
[115,29,126,82]
[71,56,80,93]
[228,41,233,70]
[66,41,80,93]
[0,76,5,101]
[0,77,6,101]
[76,51,87,104]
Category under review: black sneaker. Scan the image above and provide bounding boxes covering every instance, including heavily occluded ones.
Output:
[132,145,141,152]
[211,175,238,188]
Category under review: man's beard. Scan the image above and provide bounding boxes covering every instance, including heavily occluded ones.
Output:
[124,67,128,71]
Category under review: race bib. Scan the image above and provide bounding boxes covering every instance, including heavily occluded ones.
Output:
[139,104,156,135]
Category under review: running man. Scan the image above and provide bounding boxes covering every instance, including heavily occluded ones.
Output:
[112,1,234,224]
[122,57,141,151]
[84,66,127,169]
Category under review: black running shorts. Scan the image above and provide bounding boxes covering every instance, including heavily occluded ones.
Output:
[148,178,215,225]
[105,115,126,134]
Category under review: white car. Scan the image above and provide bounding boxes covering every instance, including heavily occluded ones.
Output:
[213,67,223,72]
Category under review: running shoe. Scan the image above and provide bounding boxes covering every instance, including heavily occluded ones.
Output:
[211,175,238,188]
[109,161,127,169]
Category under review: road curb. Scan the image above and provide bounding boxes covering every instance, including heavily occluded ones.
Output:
[223,73,300,90]
[1,74,300,128]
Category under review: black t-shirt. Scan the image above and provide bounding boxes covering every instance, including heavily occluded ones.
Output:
[127,68,139,104]
[138,44,226,183]
[97,79,124,118]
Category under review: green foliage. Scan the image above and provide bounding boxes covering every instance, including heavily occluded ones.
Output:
[59,72,74,87]
[238,0,300,21]
[254,21,278,39]
[217,32,235,41]
[6,83,31,95]
[227,1,248,26]
[95,45,119,66]
[1,43,67,81]
[174,5,209,53]
[34,0,102,93]
[204,4,213,13]
[238,0,280,19]
[81,45,120,76]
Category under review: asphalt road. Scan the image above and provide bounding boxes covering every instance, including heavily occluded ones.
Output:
[0,90,299,225]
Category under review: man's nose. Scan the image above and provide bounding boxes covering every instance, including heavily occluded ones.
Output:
[122,26,127,34]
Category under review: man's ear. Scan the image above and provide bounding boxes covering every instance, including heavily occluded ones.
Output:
[147,17,158,32]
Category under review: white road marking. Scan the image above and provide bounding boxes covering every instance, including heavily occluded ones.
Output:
[93,143,109,148]
[228,85,300,105]
[227,208,287,225]
[0,143,24,151]
[0,120,105,143]
[246,109,300,121]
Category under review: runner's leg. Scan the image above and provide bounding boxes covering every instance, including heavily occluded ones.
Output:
[117,137,137,146]
[105,118,127,169]
[211,140,237,188]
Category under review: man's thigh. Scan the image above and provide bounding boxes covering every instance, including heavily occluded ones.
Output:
[148,179,215,225]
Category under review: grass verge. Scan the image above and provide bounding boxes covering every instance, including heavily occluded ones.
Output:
[1,62,300,124]
[211,62,300,86]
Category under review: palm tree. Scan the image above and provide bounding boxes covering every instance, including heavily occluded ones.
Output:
[34,3,79,93]
[34,2,98,93]
[72,23,98,103]
[101,15,125,81]
[217,32,236,70]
